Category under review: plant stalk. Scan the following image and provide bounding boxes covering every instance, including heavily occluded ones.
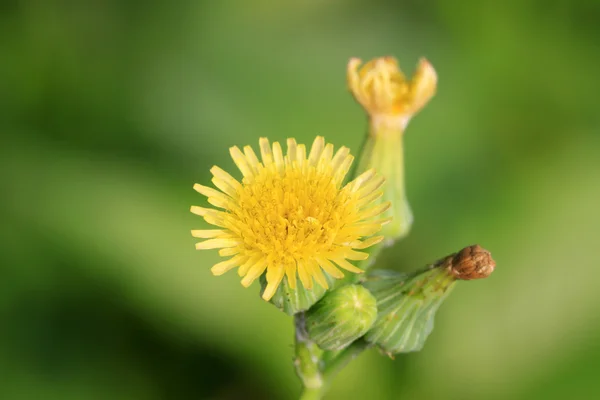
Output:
[296,312,371,400]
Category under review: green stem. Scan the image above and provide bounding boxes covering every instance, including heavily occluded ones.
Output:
[298,387,323,400]
[322,339,371,383]
[294,313,323,390]
[296,312,371,400]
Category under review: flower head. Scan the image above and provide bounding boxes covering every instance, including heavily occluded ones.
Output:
[347,56,437,122]
[191,136,390,301]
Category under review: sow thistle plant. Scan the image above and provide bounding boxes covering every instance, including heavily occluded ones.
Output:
[191,55,495,399]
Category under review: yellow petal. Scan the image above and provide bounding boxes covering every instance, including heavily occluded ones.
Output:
[211,165,242,190]
[332,258,364,274]
[241,261,267,287]
[331,146,350,170]
[286,138,298,164]
[345,168,376,192]
[285,263,297,290]
[238,255,263,276]
[296,259,313,290]
[230,146,254,178]
[262,266,285,300]
[211,255,247,276]
[272,141,284,173]
[345,222,384,237]
[193,183,226,199]
[308,259,328,289]
[243,145,261,173]
[332,155,354,185]
[344,249,369,261]
[190,205,210,216]
[207,195,237,211]
[349,236,384,249]
[308,136,325,166]
[355,202,391,221]
[191,229,227,239]
[212,177,238,199]
[259,137,273,166]
[357,190,383,208]
[356,176,385,198]
[317,143,334,170]
[195,238,239,250]
[408,58,437,115]
[219,247,239,257]
[296,144,307,168]
[316,256,344,279]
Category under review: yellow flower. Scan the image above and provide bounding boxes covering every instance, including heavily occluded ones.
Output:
[191,136,390,301]
[347,56,437,123]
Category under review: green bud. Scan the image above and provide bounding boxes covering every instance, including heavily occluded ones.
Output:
[362,267,454,355]
[362,245,495,355]
[260,274,335,316]
[305,284,377,351]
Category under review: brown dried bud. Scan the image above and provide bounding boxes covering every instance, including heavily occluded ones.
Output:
[448,245,495,280]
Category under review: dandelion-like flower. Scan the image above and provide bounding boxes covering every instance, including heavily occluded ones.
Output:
[191,136,390,301]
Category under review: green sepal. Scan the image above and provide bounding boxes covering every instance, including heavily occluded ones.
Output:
[260,273,335,316]
[305,284,377,351]
[354,128,412,242]
[362,266,456,355]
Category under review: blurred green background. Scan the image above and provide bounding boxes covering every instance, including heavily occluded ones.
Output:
[2,1,600,399]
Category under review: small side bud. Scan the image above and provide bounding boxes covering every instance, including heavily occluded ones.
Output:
[362,268,455,355]
[363,245,495,355]
[305,285,377,351]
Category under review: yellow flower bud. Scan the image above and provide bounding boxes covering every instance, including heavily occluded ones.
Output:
[347,56,437,122]
[348,56,437,243]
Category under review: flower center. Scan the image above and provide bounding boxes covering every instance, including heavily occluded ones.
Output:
[234,166,350,266]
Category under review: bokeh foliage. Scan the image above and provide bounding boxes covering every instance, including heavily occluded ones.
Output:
[2,1,600,399]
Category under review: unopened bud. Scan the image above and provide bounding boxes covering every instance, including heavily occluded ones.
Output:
[363,245,495,355]
[305,285,377,351]
[362,267,454,355]
[448,244,495,280]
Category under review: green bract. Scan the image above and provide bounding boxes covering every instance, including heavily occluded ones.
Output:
[362,266,456,355]
[260,274,334,315]
[353,130,412,243]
